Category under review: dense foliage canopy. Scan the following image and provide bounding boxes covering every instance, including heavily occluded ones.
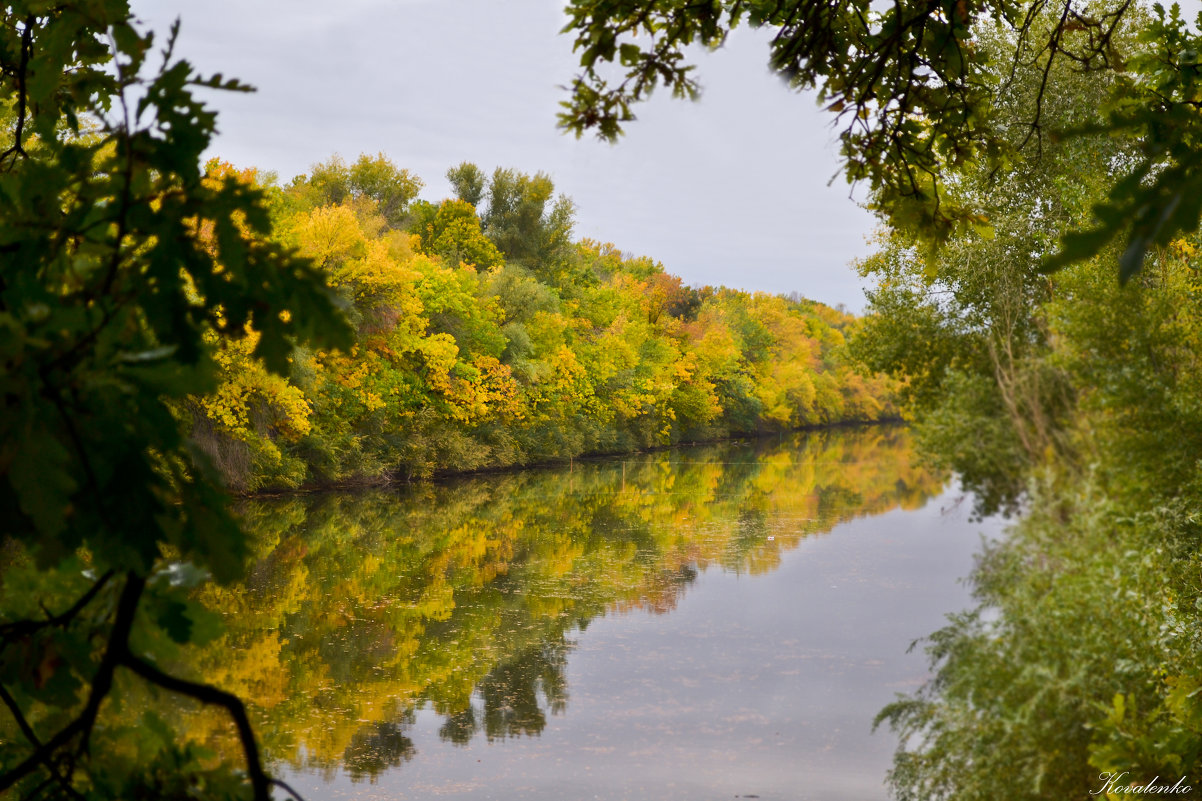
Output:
[844,10,1202,796]
[187,156,897,493]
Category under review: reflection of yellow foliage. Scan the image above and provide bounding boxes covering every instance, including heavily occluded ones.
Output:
[163,429,941,775]
[207,633,291,710]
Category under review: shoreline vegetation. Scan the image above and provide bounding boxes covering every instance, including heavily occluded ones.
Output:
[854,21,1202,796]
[194,156,901,496]
[239,416,908,497]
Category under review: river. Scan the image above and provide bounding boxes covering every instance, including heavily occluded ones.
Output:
[187,427,996,800]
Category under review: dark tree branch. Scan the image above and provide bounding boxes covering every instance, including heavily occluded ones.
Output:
[0,570,113,641]
[270,778,308,801]
[0,683,41,749]
[0,569,277,801]
[0,573,143,794]
[1018,0,1072,154]
[0,682,82,800]
[71,573,144,757]
[122,653,272,801]
[19,775,55,801]
[0,15,35,171]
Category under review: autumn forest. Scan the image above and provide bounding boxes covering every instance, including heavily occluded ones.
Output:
[9,0,1202,799]
[193,156,896,492]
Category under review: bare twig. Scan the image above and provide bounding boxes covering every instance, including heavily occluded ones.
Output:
[0,684,83,799]
[0,565,278,801]
[270,778,308,801]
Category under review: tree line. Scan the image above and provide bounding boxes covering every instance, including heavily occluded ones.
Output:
[190,156,898,492]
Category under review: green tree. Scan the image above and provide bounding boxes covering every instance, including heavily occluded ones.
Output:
[851,22,1125,514]
[293,152,423,229]
[0,4,349,799]
[411,197,505,270]
[847,13,1202,797]
[446,161,486,209]
[480,167,579,284]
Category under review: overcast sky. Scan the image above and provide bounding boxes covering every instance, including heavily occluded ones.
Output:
[129,0,880,310]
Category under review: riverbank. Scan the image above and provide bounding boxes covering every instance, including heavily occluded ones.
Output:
[239,416,908,497]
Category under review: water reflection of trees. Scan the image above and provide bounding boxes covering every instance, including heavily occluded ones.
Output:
[438,638,571,745]
[344,716,416,780]
[177,427,938,781]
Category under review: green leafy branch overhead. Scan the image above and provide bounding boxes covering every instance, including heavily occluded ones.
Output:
[558,0,1202,279]
[0,3,349,799]
[1047,2,1202,281]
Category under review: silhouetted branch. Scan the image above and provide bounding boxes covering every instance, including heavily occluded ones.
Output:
[270,778,308,801]
[0,683,84,799]
[0,570,114,641]
[0,570,276,800]
[122,653,271,801]
[0,573,142,794]
[0,16,35,170]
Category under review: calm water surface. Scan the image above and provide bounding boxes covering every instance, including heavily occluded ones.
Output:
[207,428,996,800]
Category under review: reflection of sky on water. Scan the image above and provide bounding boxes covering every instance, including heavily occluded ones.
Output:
[282,483,1002,801]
